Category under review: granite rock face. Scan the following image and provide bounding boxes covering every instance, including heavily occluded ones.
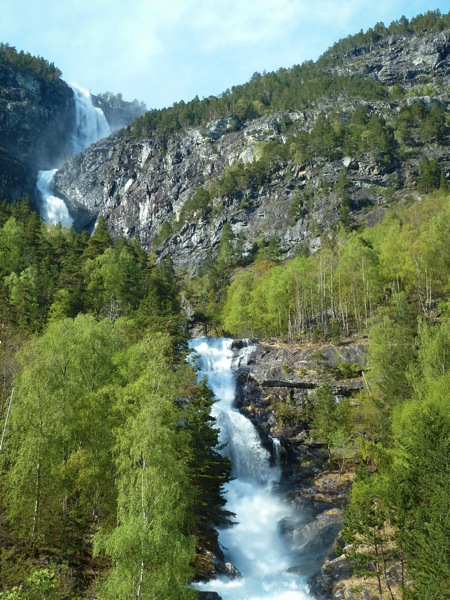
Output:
[51,28,450,272]
[53,109,398,272]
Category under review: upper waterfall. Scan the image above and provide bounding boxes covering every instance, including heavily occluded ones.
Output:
[37,83,111,225]
[70,82,111,154]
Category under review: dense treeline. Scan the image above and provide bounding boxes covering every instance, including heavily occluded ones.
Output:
[339,297,450,599]
[0,43,62,81]
[129,64,388,142]
[185,192,449,340]
[0,201,232,598]
[0,200,182,335]
[325,9,450,58]
[128,9,450,142]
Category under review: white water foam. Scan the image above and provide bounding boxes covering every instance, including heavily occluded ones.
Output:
[189,337,312,600]
[70,82,110,154]
[36,169,73,227]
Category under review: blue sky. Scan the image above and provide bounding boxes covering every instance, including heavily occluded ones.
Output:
[2,1,450,109]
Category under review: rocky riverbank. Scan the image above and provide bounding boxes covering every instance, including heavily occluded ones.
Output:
[231,338,368,599]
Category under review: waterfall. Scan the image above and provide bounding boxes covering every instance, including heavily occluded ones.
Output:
[37,83,111,225]
[189,337,312,600]
[36,169,74,227]
[70,82,110,154]
[270,436,282,468]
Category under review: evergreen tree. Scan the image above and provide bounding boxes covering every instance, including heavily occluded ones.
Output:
[82,216,113,260]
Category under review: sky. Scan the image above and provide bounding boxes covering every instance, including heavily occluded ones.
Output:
[2,0,450,110]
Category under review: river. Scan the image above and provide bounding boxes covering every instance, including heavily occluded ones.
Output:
[189,337,313,600]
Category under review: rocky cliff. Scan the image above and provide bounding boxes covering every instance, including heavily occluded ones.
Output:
[0,65,75,202]
[51,28,450,272]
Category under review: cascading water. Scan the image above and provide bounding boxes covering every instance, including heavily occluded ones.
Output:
[36,169,74,227]
[189,337,313,600]
[37,83,111,225]
[70,82,110,154]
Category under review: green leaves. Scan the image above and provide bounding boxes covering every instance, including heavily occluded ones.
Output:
[93,335,198,599]
[2,314,232,596]
[3,316,121,543]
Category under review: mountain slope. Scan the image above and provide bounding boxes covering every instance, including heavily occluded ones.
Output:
[53,22,450,273]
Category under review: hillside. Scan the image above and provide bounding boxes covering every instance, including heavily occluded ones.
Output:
[49,14,450,276]
[0,44,145,204]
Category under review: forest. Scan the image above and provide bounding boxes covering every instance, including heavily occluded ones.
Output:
[0,200,232,598]
[0,43,61,81]
[0,186,448,598]
[207,191,449,600]
[127,9,449,142]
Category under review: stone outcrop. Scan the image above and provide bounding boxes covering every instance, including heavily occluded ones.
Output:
[0,65,75,201]
[0,66,143,205]
[49,28,450,272]
[231,339,367,598]
[234,340,366,438]
[2,29,450,266]
[335,30,450,85]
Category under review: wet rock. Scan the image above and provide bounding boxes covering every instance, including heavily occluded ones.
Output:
[194,548,241,582]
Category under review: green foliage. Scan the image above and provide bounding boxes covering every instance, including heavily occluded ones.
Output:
[3,316,121,546]
[185,225,246,333]
[310,384,350,458]
[342,475,396,598]
[178,188,211,226]
[417,156,442,193]
[0,43,62,80]
[26,568,57,599]
[389,392,450,599]
[341,291,450,599]
[93,336,197,599]
[128,40,393,143]
[324,10,450,58]
[82,216,113,260]
[0,200,232,595]
[366,293,417,410]
[0,201,189,336]
[221,192,450,343]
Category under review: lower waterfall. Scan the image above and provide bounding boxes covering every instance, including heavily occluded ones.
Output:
[189,337,312,600]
